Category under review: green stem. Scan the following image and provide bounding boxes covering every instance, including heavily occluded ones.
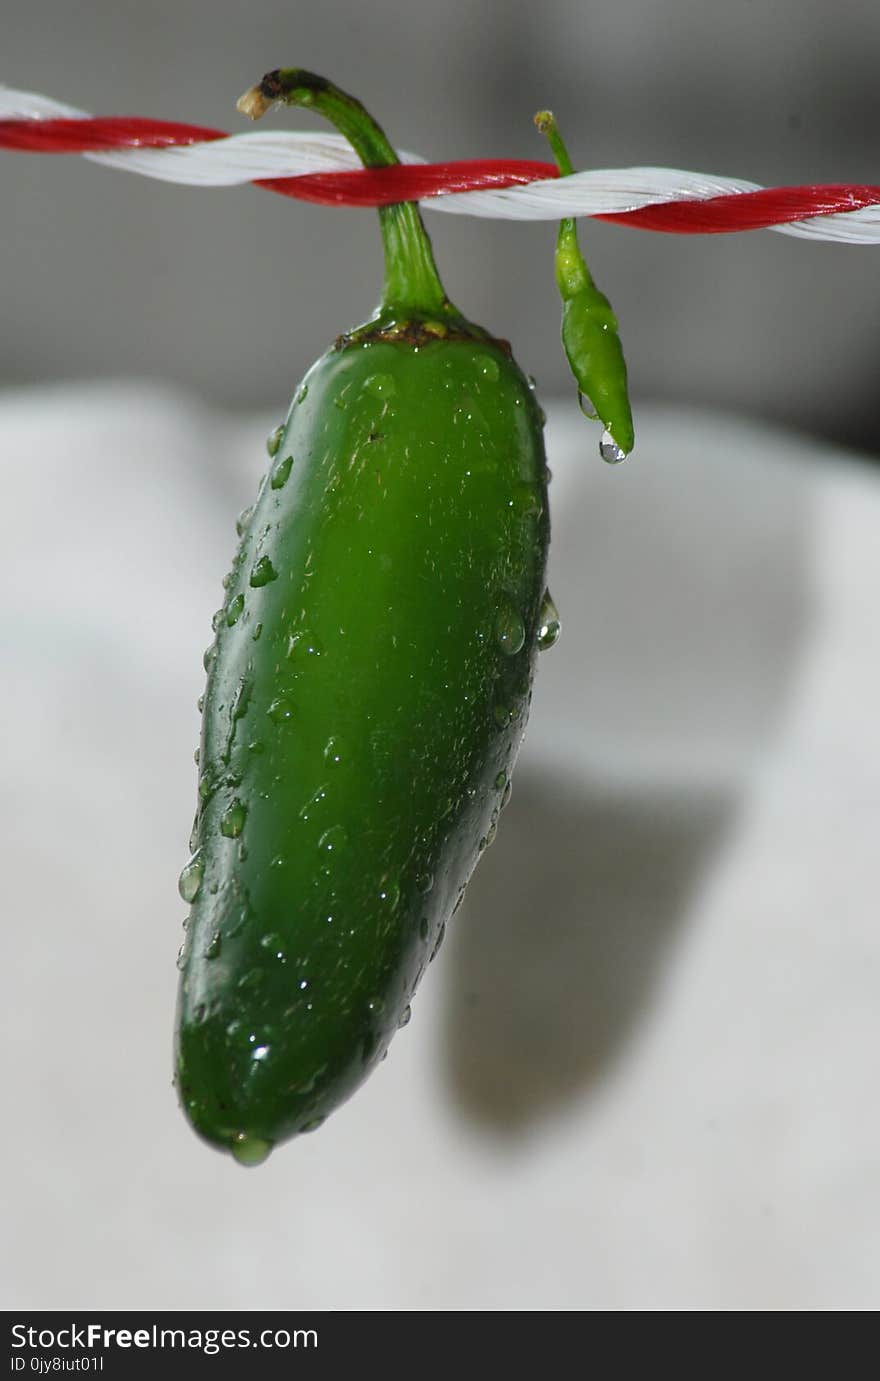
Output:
[534,110,592,300]
[240,68,452,318]
[535,110,574,179]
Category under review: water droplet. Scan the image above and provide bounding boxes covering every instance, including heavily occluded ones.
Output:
[197,694,205,714]
[176,941,188,971]
[416,871,434,895]
[297,385,309,404]
[236,968,262,993]
[252,622,263,642]
[270,454,294,489]
[578,391,598,420]
[226,594,245,627]
[318,825,348,854]
[501,780,513,810]
[178,849,204,903]
[202,642,217,671]
[301,1115,325,1133]
[231,1133,272,1167]
[419,916,430,942]
[222,679,252,765]
[509,483,542,520]
[266,425,284,458]
[236,504,254,536]
[493,704,512,729]
[260,932,287,961]
[494,770,508,791]
[378,875,400,910]
[430,922,446,961]
[231,677,251,723]
[211,608,225,633]
[267,696,294,725]
[363,373,396,399]
[288,629,323,659]
[250,556,277,587]
[323,735,345,767]
[205,931,222,960]
[192,1002,207,1024]
[479,356,500,382]
[484,820,497,848]
[496,602,525,656]
[220,799,247,838]
[299,783,329,823]
[600,428,628,464]
[193,748,200,765]
[398,1004,412,1029]
[537,589,561,650]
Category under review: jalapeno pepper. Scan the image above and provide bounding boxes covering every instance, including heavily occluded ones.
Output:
[174,70,551,1164]
[535,109,634,461]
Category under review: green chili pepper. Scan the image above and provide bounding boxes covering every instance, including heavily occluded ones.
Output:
[534,110,634,461]
[174,69,553,1164]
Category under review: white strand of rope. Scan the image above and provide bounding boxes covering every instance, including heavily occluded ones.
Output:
[3,84,879,244]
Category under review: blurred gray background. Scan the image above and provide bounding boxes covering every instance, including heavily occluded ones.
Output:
[5,3,880,1311]
[3,0,880,454]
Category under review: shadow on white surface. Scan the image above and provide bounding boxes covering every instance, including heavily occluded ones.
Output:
[444,404,814,1132]
[446,771,734,1128]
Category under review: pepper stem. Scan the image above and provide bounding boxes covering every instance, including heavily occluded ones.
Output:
[238,69,452,319]
[534,110,592,300]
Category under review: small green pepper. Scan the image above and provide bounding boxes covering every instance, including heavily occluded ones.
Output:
[174,70,551,1164]
[535,110,634,461]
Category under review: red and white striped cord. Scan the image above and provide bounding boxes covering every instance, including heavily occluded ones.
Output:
[3,85,880,244]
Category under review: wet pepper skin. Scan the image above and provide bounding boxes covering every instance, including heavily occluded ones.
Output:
[175,329,549,1158]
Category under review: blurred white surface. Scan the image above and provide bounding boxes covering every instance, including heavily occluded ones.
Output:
[2,384,879,1311]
